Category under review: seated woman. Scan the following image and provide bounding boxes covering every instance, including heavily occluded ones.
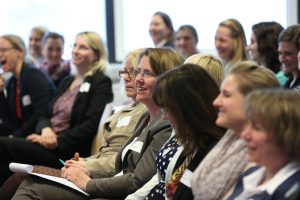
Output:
[0,34,55,137]
[126,54,225,200]
[11,47,184,199]
[227,89,300,200]
[0,31,113,185]
[0,48,147,199]
[191,61,280,200]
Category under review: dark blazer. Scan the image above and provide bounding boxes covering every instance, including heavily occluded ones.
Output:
[86,112,172,199]
[172,140,219,200]
[228,166,300,200]
[5,63,55,137]
[35,71,113,159]
[0,91,14,135]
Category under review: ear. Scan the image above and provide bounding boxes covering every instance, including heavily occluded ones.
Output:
[93,51,100,62]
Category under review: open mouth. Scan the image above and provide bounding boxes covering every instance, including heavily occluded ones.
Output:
[0,60,6,66]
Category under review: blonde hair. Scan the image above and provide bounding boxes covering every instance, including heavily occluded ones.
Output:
[245,89,300,163]
[219,18,248,65]
[229,61,280,95]
[77,31,108,76]
[124,48,145,69]
[185,53,224,86]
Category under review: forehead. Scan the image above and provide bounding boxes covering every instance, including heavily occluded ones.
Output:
[278,41,298,52]
[151,15,164,25]
[138,56,153,71]
[0,38,11,46]
[30,31,43,39]
[221,75,240,92]
[216,26,232,38]
[177,29,193,37]
[124,57,134,70]
[44,38,63,46]
[75,35,89,45]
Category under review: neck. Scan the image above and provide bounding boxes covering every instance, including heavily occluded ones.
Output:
[76,64,92,77]
[13,61,24,79]
[144,101,160,121]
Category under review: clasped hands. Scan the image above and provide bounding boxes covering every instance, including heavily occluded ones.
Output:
[26,127,58,149]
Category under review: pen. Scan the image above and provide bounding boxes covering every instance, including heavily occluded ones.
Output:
[59,159,65,166]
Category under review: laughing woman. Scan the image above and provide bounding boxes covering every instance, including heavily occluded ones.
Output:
[0,31,113,185]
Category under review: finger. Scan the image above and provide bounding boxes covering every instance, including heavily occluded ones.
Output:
[74,152,80,161]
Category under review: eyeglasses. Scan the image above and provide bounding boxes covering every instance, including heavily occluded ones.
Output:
[0,47,14,54]
[119,70,135,78]
[133,69,155,78]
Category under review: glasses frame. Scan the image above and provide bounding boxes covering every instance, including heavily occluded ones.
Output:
[133,69,155,78]
[118,70,135,78]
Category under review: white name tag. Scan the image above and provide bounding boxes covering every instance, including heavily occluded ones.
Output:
[116,116,131,127]
[79,82,90,92]
[22,95,31,106]
[180,169,193,187]
[129,140,143,153]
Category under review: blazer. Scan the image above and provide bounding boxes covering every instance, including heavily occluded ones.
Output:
[172,140,219,200]
[86,112,172,199]
[35,71,113,159]
[0,91,14,135]
[83,102,147,177]
[5,62,55,137]
[228,166,300,200]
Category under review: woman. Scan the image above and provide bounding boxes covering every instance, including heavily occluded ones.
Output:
[38,32,71,87]
[0,31,113,185]
[228,89,300,200]
[0,48,147,199]
[28,26,48,65]
[12,47,184,199]
[246,21,287,85]
[278,25,300,90]
[126,57,225,200]
[0,34,55,137]
[215,18,248,76]
[191,61,280,200]
[175,24,199,59]
[149,11,175,48]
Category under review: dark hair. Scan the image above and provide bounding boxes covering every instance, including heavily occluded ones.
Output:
[278,24,300,50]
[153,11,175,45]
[252,21,283,73]
[42,32,64,45]
[177,24,198,43]
[153,64,225,154]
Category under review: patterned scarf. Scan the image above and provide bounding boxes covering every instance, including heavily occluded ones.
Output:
[166,153,192,200]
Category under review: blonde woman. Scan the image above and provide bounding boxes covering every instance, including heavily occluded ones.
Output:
[215,18,249,76]
[0,31,113,185]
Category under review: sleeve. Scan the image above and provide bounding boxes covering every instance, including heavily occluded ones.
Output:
[13,68,55,137]
[57,74,113,153]
[125,173,159,200]
[86,127,172,198]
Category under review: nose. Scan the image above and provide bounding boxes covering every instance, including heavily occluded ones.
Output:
[213,94,220,107]
[240,123,252,141]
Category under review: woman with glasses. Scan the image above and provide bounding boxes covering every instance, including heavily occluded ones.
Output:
[12,47,184,199]
[0,34,55,138]
[0,31,113,185]
[0,48,147,199]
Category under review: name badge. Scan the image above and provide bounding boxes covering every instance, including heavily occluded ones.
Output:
[116,116,131,127]
[22,95,31,106]
[180,169,193,187]
[79,82,90,92]
[129,140,143,153]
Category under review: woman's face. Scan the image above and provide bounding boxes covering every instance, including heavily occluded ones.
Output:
[135,55,156,105]
[213,75,246,133]
[71,35,97,68]
[42,37,64,66]
[215,26,234,61]
[241,122,284,168]
[29,31,43,56]
[278,41,298,75]
[175,28,197,58]
[0,38,23,74]
[246,32,260,62]
[149,15,170,45]
[122,56,137,99]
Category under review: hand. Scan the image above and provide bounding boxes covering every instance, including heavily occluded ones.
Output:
[41,127,58,149]
[26,134,45,145]
[62,163,91,191]
[0,75,4,91]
